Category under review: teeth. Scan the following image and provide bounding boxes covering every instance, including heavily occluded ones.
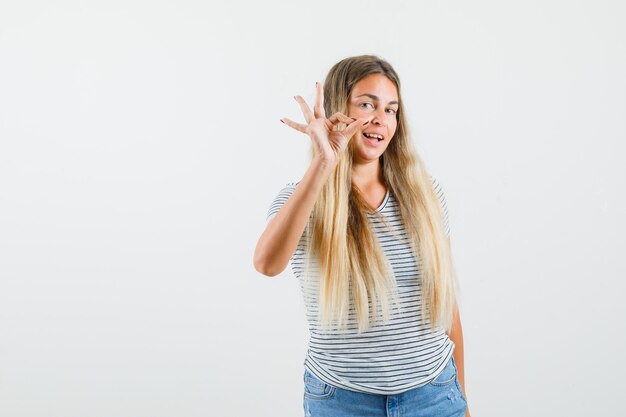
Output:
[364,133,383,140]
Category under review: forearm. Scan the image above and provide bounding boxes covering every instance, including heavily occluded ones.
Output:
[253,156,334,276]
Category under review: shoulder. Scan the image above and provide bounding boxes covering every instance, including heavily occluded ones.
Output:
[428,174,442,191]
[266,181,300,221]
[274,181,300,198]
[427,175,451,235]
[428,175,447,202]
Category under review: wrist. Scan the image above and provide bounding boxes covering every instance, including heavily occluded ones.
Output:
[311,155,337,173]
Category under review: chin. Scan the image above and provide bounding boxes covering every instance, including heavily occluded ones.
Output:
[354,150,385,163]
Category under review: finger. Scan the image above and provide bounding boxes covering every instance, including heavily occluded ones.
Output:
[314,82,326,119]
[294,95,314,124]
[328,112,354,124]
[342,117,372,138]
[329,112,356,133]
[280,117,307,134]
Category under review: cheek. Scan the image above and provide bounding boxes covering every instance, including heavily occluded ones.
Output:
[349,108,366,118]
[389,120,398,136]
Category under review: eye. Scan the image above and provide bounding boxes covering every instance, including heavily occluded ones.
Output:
[359,102,374,110]
[386,108,397,114]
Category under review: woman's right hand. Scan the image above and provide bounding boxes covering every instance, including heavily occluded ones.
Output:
[280,82,371,166]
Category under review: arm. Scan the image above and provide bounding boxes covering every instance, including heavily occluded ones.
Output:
[449,301,471,416]
[448,233,470,412]
[253,156,334,276]
[255,81,370,277]
[450,302,466,396]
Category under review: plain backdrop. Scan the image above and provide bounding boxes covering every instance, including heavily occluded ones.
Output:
[1,1,624,416]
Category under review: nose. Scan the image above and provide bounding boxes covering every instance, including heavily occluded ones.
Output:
[371,107,387,126]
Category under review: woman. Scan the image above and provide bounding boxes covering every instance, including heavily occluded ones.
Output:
[253,55,471,417]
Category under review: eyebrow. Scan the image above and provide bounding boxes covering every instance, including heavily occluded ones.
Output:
[355,93,399,105]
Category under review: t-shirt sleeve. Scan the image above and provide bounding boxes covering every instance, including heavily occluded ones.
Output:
[265,182,308,271]
[429,176,451,237]
[266,182,299,223]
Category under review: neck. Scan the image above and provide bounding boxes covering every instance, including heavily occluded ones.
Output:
[352,158,383,189]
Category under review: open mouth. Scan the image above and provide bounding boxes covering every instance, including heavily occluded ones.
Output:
[362,132,384,146]
[363,132,384,141]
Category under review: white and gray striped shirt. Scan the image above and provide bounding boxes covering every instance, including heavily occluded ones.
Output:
[265,176,454,395]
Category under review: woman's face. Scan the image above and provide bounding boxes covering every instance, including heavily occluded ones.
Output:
[347,74,399,164]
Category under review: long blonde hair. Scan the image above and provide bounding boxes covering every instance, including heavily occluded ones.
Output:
[305,55,459,334]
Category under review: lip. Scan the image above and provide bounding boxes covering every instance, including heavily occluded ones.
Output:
[362,132,384,147]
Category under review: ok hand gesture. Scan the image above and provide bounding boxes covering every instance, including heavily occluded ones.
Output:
[280,82,371,166]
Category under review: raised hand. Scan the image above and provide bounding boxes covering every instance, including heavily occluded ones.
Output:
[281,82,371,165]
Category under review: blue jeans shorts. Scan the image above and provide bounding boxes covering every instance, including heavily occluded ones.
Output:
[303,356,467,417]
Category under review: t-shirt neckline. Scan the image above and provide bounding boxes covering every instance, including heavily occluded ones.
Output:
[367,188,391,215]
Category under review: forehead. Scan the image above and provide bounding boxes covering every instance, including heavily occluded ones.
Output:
[351,74,398,102]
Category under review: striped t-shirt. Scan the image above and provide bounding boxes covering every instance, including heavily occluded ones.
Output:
[265,176,454,395]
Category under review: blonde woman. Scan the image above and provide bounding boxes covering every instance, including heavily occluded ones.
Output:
[254,55,471,417]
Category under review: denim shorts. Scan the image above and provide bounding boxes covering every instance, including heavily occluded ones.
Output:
[303,356,467,417]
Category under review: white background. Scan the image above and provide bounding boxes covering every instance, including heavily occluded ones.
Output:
[1,1,624,416]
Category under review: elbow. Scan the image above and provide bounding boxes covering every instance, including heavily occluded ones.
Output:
[253,248,282,277]
[253,259,278,277]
